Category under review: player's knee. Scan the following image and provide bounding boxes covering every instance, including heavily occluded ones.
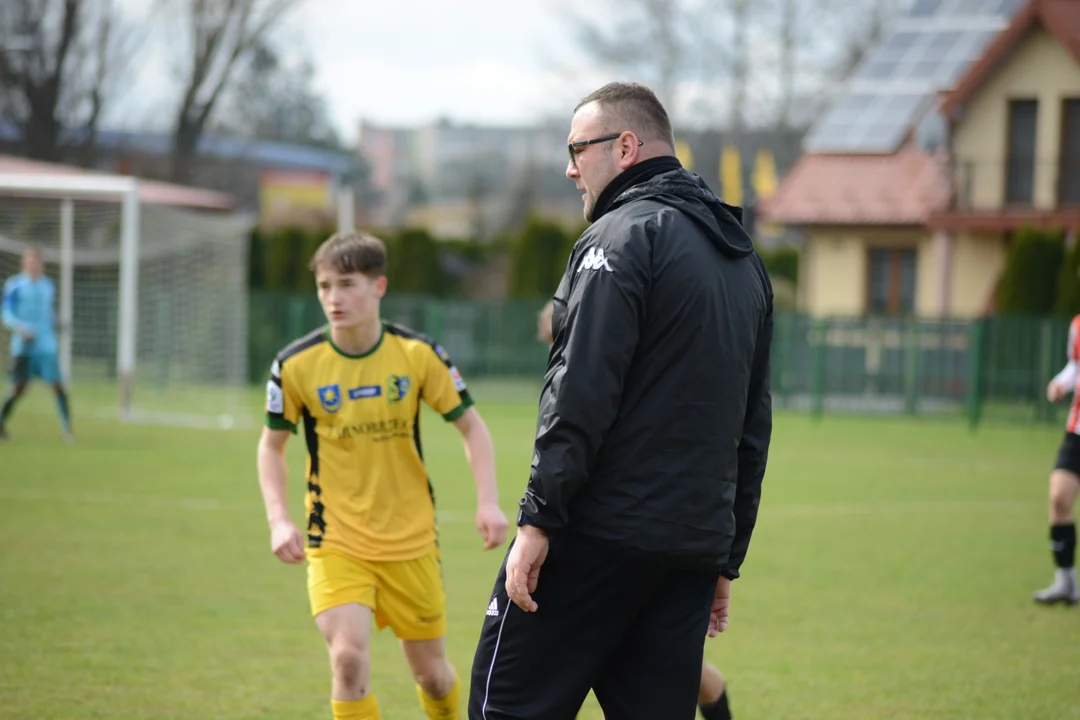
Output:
[1050,473,1079,520]
[413,658,454,696]
[1051,491,1074,520]
[329,645,369,688]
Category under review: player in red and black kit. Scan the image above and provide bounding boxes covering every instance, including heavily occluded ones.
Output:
[1034,313,1080,606]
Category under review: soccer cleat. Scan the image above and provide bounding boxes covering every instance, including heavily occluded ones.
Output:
[1032,575,1079,606]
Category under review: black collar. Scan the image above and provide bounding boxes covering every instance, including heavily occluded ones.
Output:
[591,156,683,222]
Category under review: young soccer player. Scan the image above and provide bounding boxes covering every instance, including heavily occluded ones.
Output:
[538,298,735,719]
[1034,313,1080,606]
[256,231,510,719]
[0,245,72,442]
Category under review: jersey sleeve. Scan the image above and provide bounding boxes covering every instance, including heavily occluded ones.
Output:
[265,355,303,433]
[422,342,474,421]
[1054,317,1080,390]
[1,278,23,333]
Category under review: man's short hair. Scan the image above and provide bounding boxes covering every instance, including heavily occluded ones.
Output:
[575,82,675,148]
[309,232,387,278]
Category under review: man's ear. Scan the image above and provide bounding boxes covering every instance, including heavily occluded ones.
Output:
[375,275,388,298]
[619,132,642,168]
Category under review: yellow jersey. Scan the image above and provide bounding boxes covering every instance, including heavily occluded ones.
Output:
[265,321,474,562]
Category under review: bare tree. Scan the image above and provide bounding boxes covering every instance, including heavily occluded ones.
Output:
[556,0,700,116]
[168,0,301,184]
[727,0,751,136]
[214,40,342,150]
[827,0,901,80]
[550,0,905,133]
[0,0,135,163]
[775,0,798,130]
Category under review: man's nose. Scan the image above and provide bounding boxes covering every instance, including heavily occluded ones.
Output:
[566,159,578,180]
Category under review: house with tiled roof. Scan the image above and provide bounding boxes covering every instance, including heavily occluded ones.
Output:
[763,0,1080,318]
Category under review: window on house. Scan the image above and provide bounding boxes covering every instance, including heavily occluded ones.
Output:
[1006,99,1038,205]
[868,248,917,316]
[1059,98,1080,205]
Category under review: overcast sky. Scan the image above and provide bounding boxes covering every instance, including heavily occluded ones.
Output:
[113,0,626,142]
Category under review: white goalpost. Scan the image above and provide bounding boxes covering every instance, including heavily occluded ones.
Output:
[0,172,251,429]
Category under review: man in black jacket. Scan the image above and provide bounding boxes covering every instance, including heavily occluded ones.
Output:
[468,82,772,720]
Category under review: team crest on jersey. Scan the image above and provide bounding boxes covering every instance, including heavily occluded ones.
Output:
[386,374,411,403]
[317,384,342,413]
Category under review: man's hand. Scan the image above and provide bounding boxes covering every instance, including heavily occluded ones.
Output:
[707,576,731,637]
[18,327,34,341]
[269,518,305,564]
[476,501,510,550]
[505,524,549,612]
[1048,379,1070,403]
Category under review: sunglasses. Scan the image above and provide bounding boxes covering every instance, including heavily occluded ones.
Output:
[568,133,643,165]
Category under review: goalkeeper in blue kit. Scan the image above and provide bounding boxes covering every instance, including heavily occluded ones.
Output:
[0,245,72,441]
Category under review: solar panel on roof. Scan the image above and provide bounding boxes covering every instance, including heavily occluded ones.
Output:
[802,0,1021,153]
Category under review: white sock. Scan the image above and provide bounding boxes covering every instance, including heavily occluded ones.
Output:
[1056,567,1077,586]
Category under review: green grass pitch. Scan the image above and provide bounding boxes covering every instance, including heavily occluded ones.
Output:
[1,382,1078,719]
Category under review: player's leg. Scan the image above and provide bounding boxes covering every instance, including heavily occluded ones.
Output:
[308,552,383,719]
[376,549,459,719]
[467,531,643,720]
[402,638,459,719]
[1034,431,1080,605]
[698,660,732,720]
[316,603,381,719]
[0,355,31,438]
[37,352,72,440]
[1034,466,1080,606]
[591,565,717,720]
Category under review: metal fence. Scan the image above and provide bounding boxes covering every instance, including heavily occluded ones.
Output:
[249,291,1073,427]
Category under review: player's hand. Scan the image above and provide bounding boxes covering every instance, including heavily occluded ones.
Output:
[1048,380,1069,403]
[19,327,34,341]
[708,576,731,637]
[269,518,305,564]
[476,502,509,550]
[505,523,549,613]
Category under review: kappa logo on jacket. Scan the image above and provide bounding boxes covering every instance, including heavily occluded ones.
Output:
[577,246,613,273]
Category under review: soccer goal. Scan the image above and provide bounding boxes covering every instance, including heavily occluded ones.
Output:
[0,172,252,429]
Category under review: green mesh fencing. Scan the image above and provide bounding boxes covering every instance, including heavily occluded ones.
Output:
[248,291,1073,428]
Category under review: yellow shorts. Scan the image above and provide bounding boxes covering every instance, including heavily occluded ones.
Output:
[306,548,447,641]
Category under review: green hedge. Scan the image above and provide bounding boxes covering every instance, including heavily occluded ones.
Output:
[248,219,800,303]
[996,226,1065,315]
[1055,237,1080,317]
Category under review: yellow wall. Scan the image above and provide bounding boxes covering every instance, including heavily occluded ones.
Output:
[952,26,1080,210]
[799,228,929,316]
[949,232,1008,316]
[259,171,333,229]
[800,228,1006,318]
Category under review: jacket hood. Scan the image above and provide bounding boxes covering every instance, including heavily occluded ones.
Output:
[610,166,754,259]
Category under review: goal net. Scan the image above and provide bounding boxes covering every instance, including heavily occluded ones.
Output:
[0,175,252,429]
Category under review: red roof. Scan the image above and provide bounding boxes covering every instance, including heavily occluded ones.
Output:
[759,148,951,226]
[0,154,235,211]
[941,0,1080,119]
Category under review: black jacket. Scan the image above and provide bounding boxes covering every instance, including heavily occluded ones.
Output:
[517,157,773,579]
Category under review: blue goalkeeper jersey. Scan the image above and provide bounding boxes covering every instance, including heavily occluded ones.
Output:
[2,273,58,357]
